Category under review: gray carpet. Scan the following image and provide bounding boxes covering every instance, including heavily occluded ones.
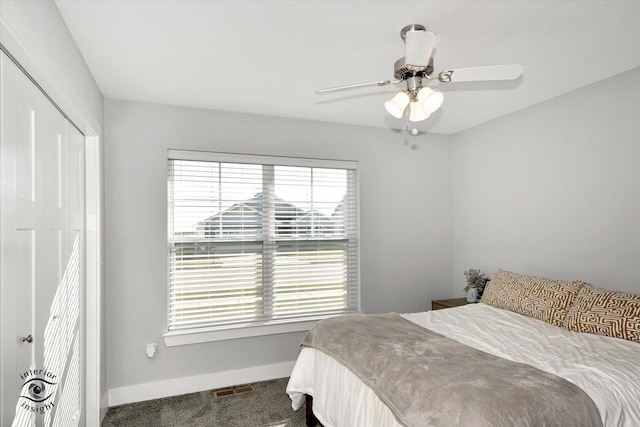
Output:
[101,377,307,427]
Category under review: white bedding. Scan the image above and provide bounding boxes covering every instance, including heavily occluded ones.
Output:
[286,303,640,427]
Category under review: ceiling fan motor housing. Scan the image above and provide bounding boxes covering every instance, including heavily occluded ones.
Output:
[394,57,434,80]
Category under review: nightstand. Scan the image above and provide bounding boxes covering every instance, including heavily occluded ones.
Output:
[431,298,476,311]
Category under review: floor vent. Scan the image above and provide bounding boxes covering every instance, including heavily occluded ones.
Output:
[213,384,255,398]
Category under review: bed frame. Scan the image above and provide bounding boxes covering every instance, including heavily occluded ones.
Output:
[305,394,319,426]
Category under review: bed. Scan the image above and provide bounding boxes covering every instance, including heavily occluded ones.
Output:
[286,269,640,427]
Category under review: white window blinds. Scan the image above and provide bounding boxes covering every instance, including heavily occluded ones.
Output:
[167,151,358,331]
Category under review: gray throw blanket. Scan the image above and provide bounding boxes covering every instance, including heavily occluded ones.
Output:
[301,313,603,427]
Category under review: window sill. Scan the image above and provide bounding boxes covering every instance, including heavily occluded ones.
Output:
[163,315,338,347]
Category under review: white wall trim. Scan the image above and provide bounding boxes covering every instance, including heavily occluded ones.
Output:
[100,393,109,421]
[164,318,323,347]
[84,135,104,425]
[108,360,297,407]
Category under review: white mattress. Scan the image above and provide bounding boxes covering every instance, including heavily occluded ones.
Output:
[286,303,640,427]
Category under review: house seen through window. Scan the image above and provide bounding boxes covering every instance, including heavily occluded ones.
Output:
[167,151,359,332]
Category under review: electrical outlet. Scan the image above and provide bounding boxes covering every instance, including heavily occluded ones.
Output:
[146,343,157,359]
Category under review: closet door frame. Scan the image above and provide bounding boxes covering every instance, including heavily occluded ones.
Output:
[0,18,104,425]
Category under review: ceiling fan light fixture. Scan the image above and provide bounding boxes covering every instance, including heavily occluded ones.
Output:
[317,24,524,131]
[417,87,444,114]
[409,101,431,122]
[384,91,410,118]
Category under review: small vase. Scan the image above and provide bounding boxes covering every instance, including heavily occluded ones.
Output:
[466,287,478,302]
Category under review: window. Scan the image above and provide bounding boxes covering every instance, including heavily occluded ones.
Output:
[166,150,359,337]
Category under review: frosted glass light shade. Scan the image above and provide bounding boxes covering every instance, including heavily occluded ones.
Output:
[409,101,431,122]
[417,87,444,114]
[384,92,410,118]
[405,31,437,68]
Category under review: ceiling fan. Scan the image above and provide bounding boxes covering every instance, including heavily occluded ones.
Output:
[317,24,524,132]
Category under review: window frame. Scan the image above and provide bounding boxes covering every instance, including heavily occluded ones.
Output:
[164,149,360,346]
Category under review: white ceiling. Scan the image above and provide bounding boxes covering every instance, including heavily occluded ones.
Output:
[55,0,640,135]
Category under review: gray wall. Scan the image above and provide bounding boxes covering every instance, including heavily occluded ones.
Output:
[104,66,640,395]
[0,0,103,133]
[104,99,453,389]
[451,67,640,294]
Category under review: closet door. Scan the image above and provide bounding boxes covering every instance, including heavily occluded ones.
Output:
[1,51,84,427]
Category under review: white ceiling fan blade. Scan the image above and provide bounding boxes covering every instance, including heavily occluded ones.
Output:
[405,30,437,69]
[439,64,524,83]
[316,79,400,94]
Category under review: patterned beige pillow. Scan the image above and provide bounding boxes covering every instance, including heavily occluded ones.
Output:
[481,269,584,327]
[564,284,640,343]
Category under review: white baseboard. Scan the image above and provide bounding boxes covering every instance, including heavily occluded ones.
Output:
[100,393,109,422]
[108,360,297,407]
